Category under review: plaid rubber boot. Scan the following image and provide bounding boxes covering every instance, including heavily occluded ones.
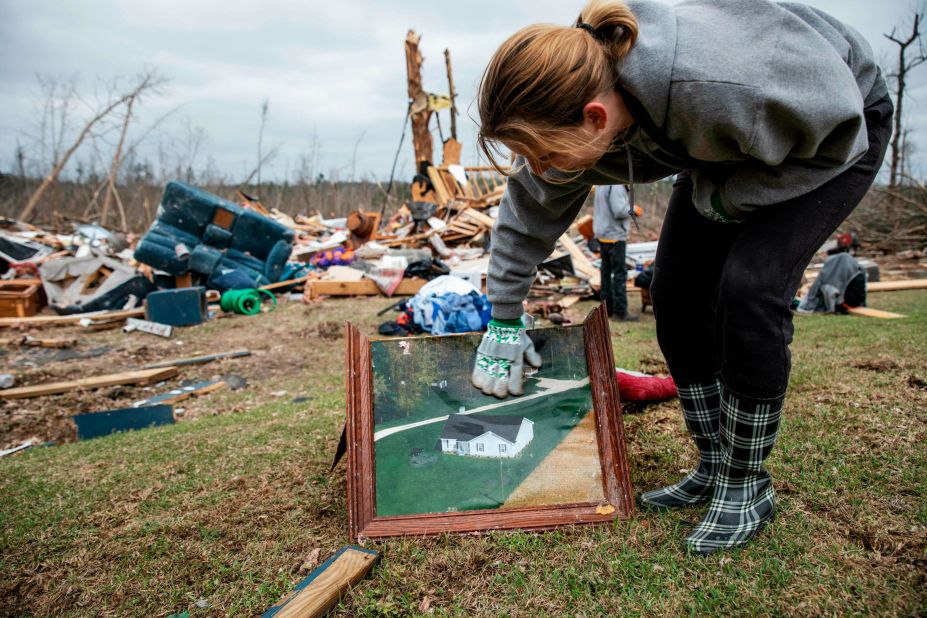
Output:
[640,378,722,509]
[684,388,784,555]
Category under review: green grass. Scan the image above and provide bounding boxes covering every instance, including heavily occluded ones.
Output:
[2,291,926,616]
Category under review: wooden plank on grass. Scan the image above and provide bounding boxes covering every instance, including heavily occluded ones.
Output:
[0,367,178,400]
[867,279,927,292]
[263,546,380,618]
[846,306,906,319]
[0,307,145,328]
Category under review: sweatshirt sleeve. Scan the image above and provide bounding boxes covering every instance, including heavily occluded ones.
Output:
[488,159,591,319]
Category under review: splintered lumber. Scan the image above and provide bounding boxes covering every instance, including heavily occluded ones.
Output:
[458,208,495,228]
[0,367,178,400]
[262,546,380,618]
[867,279,927,292]
[0,307,145,328]
[558,234,601,287]
[141,349,251,370]
[305,278,426,299]
[846,306,906,319]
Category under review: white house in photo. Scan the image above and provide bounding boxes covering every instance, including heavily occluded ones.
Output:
[439,413,534,459]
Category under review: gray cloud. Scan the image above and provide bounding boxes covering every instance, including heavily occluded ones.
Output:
[1,0,920,183]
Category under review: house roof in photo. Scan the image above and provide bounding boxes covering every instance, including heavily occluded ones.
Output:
[441,413,528,443]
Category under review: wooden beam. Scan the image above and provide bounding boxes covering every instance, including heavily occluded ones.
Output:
[0,307,146,328]
[306,278,426,299]
[846,306,906,319]
[558,235,601,287]
[262,546,379,618]
[867,279,927,292]
[0,367,179,400]
[141,349,251,370]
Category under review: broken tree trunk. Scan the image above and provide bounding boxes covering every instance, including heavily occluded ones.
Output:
[405,30,433,166]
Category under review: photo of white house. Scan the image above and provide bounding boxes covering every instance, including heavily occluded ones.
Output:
[439,413,534,459]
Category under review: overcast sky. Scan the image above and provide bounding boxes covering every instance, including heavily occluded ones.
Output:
[0,0,922,184]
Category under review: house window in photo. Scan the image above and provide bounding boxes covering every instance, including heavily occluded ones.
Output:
[499,444,507,453]
[477,443,484,453]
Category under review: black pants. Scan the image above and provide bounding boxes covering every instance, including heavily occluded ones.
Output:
[651,97,893,398]
[599,240,629,318]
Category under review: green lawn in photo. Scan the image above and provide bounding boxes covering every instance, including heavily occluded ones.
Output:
[374,383,595,516]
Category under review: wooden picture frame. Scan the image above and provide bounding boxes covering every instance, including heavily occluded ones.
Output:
[345,303,633,541]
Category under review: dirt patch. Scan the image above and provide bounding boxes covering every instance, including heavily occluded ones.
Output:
[0,299,355,449]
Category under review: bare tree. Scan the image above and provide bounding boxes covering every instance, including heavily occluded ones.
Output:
[256,99,270,192]
[18,69,166,222]
[885,8,927,188]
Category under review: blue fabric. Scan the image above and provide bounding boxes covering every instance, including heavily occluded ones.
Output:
[426,292,492,335]
[203,223,233,248]
[188,243,223,275]
[208,268,258,292]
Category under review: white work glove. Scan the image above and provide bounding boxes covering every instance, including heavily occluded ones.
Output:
[471,317,542,398]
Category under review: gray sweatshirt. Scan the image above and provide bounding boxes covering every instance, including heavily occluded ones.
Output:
[487,0,888,320]
[593,185,632,242]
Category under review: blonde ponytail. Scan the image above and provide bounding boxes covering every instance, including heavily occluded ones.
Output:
[478,1,639,174]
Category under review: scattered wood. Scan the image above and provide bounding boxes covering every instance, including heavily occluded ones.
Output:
[262,546,380,618]
[141,349,251,370]
[0,367,178,400]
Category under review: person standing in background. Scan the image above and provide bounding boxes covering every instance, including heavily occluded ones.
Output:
[594,184,638,321]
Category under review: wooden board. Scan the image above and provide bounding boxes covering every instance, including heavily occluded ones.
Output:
[0,367,179,400]
[867,279,927,292]
[305,278,426,299]
[0,307,145,328]
[846,306,906,319]
[263,546,379,618]
[141,349,251,370]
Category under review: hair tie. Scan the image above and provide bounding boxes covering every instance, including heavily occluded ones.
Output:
[576,21,606,43]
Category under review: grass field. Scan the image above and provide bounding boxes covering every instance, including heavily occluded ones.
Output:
[1,290,925,616]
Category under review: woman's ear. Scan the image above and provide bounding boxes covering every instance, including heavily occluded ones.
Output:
[582,101,609,130]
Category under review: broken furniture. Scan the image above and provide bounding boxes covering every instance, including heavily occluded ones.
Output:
[134,181,295,287]
[39,253,155,315]
[0,279,46,318]
[145,287,208,326]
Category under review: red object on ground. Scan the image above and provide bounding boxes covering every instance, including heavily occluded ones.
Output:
[615,369,677,402]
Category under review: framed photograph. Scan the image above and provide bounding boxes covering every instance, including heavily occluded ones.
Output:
[345,303,633,541]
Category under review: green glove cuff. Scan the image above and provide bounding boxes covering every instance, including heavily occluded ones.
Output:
[489,317,523,328]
